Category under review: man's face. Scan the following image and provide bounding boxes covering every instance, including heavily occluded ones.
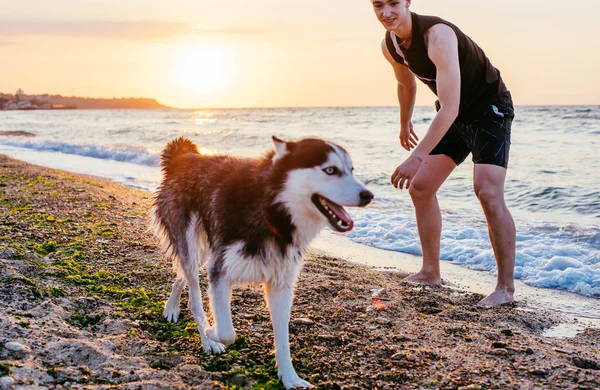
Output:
[371,0,409,31]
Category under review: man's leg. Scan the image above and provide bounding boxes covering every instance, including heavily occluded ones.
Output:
[473,163,516,306]
[406,154,456,284]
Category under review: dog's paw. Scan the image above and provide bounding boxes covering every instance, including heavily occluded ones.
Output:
[279,372,313,389]
[206,327,236,346]
[202,338,226,354]
[163,304,180,323]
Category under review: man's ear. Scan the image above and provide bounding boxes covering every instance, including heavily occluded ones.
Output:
[272,136,295,162]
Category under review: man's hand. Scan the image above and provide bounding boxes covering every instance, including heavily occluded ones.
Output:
[391,154,424,190]
[400,121,419,151]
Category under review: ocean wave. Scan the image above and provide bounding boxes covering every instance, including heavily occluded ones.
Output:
[509,186,600,219]
[0,137,159,166]
[345,209,600,298]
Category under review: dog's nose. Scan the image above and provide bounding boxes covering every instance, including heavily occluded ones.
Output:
[359,190,374,206]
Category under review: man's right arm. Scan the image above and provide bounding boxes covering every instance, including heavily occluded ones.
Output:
[381,39,418,151]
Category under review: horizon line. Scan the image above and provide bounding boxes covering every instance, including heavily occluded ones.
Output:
[3,91,598,110]
[174,103,600,110]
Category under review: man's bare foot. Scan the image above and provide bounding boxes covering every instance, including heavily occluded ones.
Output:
[406,270,441,285]
[478,287,515,307]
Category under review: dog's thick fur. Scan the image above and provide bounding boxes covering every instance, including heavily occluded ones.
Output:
[151,136,372,388]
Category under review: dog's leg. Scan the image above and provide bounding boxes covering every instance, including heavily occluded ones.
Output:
[177,214,225,354]
[264,283,313,389]
[164,277,186,323]
[182,266,226,354]
[207,278,236,345]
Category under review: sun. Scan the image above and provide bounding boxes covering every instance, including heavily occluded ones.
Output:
[172,45,233,94]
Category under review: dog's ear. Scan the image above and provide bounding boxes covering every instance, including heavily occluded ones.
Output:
[272,136,295,162]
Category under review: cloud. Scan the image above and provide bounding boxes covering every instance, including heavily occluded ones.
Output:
[0,20,266,40]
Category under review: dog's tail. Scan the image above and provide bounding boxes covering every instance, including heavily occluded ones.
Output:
[159,137,199,171]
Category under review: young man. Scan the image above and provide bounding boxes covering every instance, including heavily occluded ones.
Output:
[371,0,516,306]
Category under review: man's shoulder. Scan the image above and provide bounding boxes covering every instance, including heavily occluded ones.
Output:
[424,23,459,51]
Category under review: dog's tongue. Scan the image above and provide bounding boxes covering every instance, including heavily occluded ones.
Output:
[325,199,354,229]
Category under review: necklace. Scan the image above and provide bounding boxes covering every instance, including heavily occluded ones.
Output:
[397,34,410,47]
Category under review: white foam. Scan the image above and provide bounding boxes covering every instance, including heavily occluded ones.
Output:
[346,208,600,298]
[0,137,158,166]
[0,144,160,192]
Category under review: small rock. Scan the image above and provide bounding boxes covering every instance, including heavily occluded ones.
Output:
[318,333,335,340]
[501,329,513,336]
[292,318,314,325]
[229,374,247,388]
[523,347,535,355]
[371,288,384,298]
[375,318,391,326]
[572,357,600,370]
[529,369,548,376]
[489,348,509,356]
[391,352,404,360]
[417,306,442,315]
[0,376,16,388]
[392,334,411,342]
[5,341,28,353]
[492,342,507,349]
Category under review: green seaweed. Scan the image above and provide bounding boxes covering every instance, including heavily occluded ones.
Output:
[0,362,13,376]
[67,313,106,329]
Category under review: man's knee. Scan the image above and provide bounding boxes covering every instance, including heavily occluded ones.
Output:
[408,177,437,202]
[474,186,504,215]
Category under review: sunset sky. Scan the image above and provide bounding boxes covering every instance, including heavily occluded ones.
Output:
[1,0,599,108]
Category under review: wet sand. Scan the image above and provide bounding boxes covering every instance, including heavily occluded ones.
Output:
[312,232,600,323]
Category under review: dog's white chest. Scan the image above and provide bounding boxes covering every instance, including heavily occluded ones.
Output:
[220,241,304,289]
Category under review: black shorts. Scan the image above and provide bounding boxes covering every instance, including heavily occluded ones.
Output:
[430,92,514,168]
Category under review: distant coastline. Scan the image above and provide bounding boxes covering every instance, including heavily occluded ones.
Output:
[1,89,169,110]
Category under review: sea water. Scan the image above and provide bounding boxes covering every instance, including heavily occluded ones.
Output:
[1,106,598,305]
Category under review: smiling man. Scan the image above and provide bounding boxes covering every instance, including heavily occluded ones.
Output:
[371,0,516,306]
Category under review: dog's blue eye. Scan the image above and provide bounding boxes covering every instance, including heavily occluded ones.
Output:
[323,167,340,175]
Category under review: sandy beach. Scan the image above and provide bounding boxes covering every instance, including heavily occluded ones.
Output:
[1,154,599,389]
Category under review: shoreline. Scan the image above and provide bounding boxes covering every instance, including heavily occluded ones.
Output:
[2,144,599,320]
[312,232,600,324]
[1,154,599,388]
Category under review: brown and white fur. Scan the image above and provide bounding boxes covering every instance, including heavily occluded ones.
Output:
[151,136,373,388]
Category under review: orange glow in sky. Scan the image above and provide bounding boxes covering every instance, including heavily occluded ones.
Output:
[1,1,599,108]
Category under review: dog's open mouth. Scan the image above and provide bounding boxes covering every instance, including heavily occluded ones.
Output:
[311,194,354,233]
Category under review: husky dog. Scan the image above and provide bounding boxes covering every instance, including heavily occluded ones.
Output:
[151,136,373,389]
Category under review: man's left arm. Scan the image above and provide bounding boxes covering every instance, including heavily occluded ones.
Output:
[391,24,461,189]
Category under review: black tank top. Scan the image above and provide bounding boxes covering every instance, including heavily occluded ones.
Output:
[385,12,508,116]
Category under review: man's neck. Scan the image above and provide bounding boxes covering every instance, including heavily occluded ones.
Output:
[392,12,413,44]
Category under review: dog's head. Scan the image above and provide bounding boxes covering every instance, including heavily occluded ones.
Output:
[270,136,373,233]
